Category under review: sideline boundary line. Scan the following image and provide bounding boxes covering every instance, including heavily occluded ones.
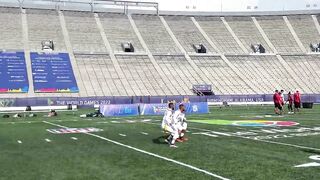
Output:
[43,121,230,180]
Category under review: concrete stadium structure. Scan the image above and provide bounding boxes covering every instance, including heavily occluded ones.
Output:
[0,1,320,98]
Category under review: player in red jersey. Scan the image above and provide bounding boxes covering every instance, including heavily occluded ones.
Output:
[286,91,294,113]
[273,90,282,115]
[293,90,301,113]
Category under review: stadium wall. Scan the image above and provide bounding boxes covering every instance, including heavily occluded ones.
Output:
[0,94,318,108]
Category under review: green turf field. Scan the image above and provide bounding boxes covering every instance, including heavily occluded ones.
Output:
[1,105,320,180]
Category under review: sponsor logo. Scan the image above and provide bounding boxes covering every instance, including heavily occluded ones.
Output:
[190,120,299,127]
[47,127,103,134]
[192,105,198,112]
[152,105,167,113]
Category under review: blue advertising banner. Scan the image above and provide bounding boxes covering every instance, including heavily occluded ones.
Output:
[139,102,209,116]
[140,103,168,115]
[100,104,139,116]
[0,51,28,93]
[180,102,209,114]
[30,52,79,93]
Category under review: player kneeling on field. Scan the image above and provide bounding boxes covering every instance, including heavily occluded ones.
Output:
[161,102,179,148]
[173,104,188,142]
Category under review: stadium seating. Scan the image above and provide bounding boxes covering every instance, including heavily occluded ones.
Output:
[132,15,182,54]
[287,15,320,52]
[194,16,245,54]
[190,55,252,94]
[227,55,301,94]
[282,55,320,93]
[75,54,126,96]
[27,9,66,52]
[98,13,144,53]
[63,11,106,53]
[0,7,320,97]
[153,55,202,95]
[256,16,302,53]
[164,16,215,54]
[225,16,272,54]
[0,7,23,50]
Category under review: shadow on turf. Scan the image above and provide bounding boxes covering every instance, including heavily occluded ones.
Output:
[301,149,320,154]
[152,136,168,144]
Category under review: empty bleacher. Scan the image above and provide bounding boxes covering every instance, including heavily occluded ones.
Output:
[288,15,320,52]
[0,7,23,50]
[0,8,320,96]
[282,55,320,93]
[132,15,181,54]
[225,17,272,53]
[164,16,215,54]
[75,54,126,96]
[190,55,253,94]
[116,55,171,95]
[27,9,66,52]
[194,17,245,54]
[256,16,302,53]
[153,55,203,95]
[99,13,144,53]
[227,55,300,94]
[64,11,106,53]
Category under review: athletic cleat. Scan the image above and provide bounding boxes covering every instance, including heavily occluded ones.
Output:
[169,144,178,148]
[181,137,188,141]
[176,138,183,142]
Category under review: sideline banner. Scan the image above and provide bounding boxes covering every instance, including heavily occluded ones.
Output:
[0,51,28,93]
[100,104,139,116]
[140,103,168,115]
[139,102,209,115]
[30,52,79,93]
[181,102,209,114]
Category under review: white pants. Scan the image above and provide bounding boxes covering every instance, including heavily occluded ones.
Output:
[177,122,188,131]
[162,124,179,142]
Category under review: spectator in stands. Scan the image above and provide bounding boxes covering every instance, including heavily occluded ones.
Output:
[286,91,294,113]
[48,109,57,117]
[273,90,282,115]
[293,90,301,113]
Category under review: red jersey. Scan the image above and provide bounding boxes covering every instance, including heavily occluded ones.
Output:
[273,93,281,104]
[288,94,293,104]
[273,93,277,103]
[294,92,301,103]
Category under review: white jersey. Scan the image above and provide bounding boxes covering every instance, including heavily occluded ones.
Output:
[172,110,185,126]
[162,108,173,128]
[280,93,285,103]
[173,110,187,131]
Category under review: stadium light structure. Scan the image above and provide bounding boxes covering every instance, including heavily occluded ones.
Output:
[13,0,159,15]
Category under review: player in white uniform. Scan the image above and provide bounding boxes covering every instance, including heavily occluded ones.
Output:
[172,104,188,142]
[161,102,174,133]
[161,103,179,148]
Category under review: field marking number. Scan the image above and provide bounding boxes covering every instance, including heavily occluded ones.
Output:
[295,155,320,168]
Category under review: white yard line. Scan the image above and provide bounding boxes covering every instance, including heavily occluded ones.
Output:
[43,121,230,180]
[141,132,149,135]
[119,134,127,137]
[210,131,232,137]
[71,137,78,140]
[193,132,218,137]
